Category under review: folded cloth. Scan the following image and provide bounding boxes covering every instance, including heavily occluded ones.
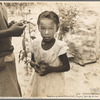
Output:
[4,52,14,62]
[0,53,14,71]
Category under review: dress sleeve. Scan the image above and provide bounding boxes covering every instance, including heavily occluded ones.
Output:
[30,37,42,53]
[30,39,36,53]
[58,41,69,56]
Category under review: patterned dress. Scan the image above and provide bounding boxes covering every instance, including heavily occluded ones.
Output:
[29,37,69,97]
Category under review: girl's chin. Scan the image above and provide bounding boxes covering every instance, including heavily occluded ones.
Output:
[43,38,51,42]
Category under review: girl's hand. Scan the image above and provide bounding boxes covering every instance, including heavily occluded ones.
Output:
[30,61,40,74]
[39,62,51,76]
[30,61,51,76]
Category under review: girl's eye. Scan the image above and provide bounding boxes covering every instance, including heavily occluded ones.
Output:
[49,28,54,31]
[41,28,46,30]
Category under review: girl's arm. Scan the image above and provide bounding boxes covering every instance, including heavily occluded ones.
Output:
[41,53,70,76]
[30,53,40,73]
[50,53,70,72]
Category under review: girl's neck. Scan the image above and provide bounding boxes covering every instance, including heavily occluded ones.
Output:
[42,38,55,43]
[41,38,55,50]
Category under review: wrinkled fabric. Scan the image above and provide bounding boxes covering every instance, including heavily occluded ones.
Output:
[0,53,21,97]
[28,38,69,97]
[0,3,13,57]
[0,4,21,97]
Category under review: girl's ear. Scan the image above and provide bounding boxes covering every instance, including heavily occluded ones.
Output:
[56,24,59,32]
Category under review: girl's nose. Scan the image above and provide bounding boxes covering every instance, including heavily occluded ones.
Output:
[45,29,49,34]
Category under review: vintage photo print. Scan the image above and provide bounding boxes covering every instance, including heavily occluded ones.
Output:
[0,1,100,99]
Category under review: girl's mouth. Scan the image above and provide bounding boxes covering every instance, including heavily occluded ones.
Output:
[44,37,50,40]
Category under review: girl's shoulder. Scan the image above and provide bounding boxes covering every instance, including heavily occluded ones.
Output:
[55,39,68,48]
[55,39,69,56]
[30,36,42,52]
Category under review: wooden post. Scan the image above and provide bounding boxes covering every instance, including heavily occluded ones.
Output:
[96,16,100,60]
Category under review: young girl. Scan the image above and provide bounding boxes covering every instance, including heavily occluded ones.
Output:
[29,11,70,97]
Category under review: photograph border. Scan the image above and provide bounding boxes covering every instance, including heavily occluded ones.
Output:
[0,0,100,100]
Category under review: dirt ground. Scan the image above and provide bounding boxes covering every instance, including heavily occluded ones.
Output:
[12,37,100,99]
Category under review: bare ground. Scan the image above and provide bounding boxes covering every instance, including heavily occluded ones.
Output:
[12,37,100,99]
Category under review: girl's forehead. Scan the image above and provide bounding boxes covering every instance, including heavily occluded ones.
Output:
[39,18,55,24]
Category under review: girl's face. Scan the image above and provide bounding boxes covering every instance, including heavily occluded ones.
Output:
[38,18,58,42]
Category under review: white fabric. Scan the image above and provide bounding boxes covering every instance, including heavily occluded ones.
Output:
[4,52,15,62]
[28,38,69,97]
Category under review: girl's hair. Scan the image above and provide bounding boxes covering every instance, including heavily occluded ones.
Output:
[37,11,59,29]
